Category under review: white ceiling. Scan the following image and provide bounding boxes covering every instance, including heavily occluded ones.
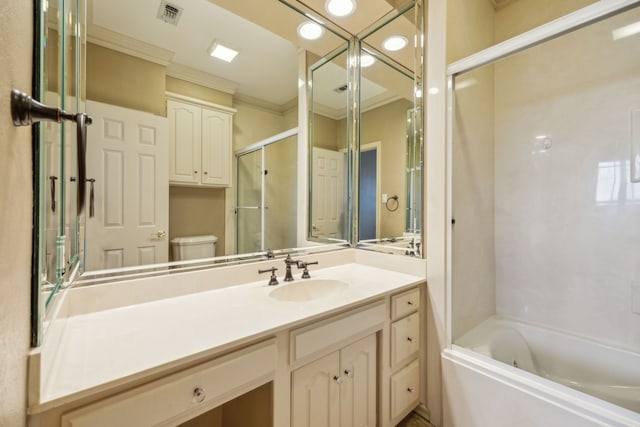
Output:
[88,0,416,113]
[90,0,300,106]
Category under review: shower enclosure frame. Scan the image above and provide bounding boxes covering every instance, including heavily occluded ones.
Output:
[445,0,640,351]
[443,0,640,423]
[234,127,298,254]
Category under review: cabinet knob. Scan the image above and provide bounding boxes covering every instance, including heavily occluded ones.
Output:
[407,300,415,306]
[204,171,208,175]
[344,369,353,378]
[193,387,206,403]
[407,336,414,342]
[194,170,198,174]
[407,387,415,393]
[333,375,344,385]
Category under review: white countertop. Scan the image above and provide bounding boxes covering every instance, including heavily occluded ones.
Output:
[36,259,424,409]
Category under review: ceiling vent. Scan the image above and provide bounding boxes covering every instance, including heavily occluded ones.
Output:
[333,84,348,93]
[157,1,183,26]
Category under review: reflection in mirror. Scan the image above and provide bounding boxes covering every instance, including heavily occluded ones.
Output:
[309,49,349,243]
[357,3,423,256]
[80,0,348,273]
[236,129,298,253]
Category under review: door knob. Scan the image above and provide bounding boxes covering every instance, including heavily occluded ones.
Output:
[154,230,167,239]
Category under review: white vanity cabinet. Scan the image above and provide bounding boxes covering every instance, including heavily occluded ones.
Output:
[292,335,377,427]
[388,288,421,424]
[289,301,384,427]
[167,94,235,187]
[59,340,276,427]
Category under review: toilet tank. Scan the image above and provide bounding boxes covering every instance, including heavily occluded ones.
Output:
[171,235,218,261]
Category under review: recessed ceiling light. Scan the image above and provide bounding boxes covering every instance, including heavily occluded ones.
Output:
[298,22,324,40]
[325,0,356,17]
[208,41,239,63]
[382,35,408,52]
[360,54,375,68]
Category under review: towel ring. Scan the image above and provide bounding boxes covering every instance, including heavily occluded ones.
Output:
[385,195,399,212]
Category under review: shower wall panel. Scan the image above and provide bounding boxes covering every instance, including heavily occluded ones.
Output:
[494,7,640,351]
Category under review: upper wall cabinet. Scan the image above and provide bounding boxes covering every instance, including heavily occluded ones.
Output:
[167,95,236,187]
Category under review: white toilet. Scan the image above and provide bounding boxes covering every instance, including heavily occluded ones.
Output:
[170,235,218,261]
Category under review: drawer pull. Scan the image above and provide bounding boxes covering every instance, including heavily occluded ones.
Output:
[407,300,415,306]
[333,375,344,385]
[344,369,353,378]
[407,336,414,342]
[407,387,415,393]
[192,387,206,403]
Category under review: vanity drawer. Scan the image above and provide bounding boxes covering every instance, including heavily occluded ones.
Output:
[290,301,385,364]
[390,312,420,367]
[391,288,420,320]
[390,359,420,421]
[61,340,276,427]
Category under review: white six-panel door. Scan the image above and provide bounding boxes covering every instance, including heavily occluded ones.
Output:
[85,100,169,270]
[312,147,345,239]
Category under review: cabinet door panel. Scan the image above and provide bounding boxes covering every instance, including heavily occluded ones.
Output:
[201,108,231,186]
[292,352,340,427]
[168,100,201,184]
[339,335,376,427]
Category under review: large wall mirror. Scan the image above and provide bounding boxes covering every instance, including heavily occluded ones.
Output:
[33,0,423,345]
[308,1,424,255]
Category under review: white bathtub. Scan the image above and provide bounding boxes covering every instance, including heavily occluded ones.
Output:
[454,316,640,423]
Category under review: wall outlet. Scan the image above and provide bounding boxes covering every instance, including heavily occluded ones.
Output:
[632,281,640,315]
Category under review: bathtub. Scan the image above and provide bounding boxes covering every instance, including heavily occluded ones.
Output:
[452,316,640,425]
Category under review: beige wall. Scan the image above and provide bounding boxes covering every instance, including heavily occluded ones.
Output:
[233,100,289,151]
[166,76,233,108]
[0,1,32,426]
[360,99,414,238]
[169,186,226,258]
[87,43,166,116]
[495,0,597,42]
[312,113,340,151]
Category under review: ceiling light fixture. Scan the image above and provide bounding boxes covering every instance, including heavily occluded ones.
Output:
[382,35,408,52]
[325,0,356,17]
[360,53,375,68]
[298,22,324,40]
[208,41,239,63]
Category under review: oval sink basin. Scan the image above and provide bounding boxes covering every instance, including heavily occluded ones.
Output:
[269,279,348,302]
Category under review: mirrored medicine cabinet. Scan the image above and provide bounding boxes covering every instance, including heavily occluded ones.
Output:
[32,0,424,345]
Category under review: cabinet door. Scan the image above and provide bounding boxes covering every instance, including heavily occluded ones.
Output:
[168,100,201,184]
[292,352,340,427]
[201,108,232,186]
[339,335,376,427]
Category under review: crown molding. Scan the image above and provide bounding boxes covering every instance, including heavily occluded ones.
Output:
[233,93,297,114]
[166,63,240,95]
[87,24,175,66]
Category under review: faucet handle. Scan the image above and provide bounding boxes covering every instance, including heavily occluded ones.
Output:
[258,267,279,286]
[296,261,319,279]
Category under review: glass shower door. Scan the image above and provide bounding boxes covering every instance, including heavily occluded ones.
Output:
[263,135,297,251]
[236,149,262,254]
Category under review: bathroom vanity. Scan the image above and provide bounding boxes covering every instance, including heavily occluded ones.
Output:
[27,249,426,427]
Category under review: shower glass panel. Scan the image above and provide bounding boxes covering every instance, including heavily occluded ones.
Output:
[263,135,297,251]
[236,131,298,254]
[236,149,262,254]
[451,4,640,413]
